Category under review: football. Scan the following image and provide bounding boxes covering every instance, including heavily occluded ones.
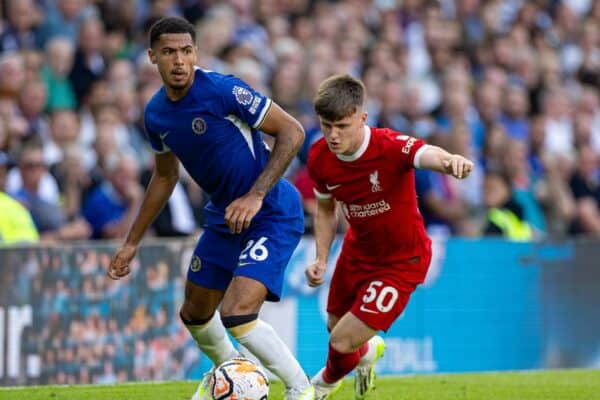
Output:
[210,357,269,400]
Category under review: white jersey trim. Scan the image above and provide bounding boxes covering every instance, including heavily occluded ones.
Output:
[313,188,332,200]
[226,114,256,159]
[336,125,371,162]
[413,144,430,168]
[253,98,272,129]
[194,66,212,73]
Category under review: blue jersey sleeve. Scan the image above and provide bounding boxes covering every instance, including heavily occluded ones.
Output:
[143,107,170,153]
[220,76,272,129]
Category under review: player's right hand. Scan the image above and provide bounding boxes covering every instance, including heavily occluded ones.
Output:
[108,244,137,280]
[305,260,327,288]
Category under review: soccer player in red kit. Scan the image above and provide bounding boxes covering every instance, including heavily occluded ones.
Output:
[305,74,474,399]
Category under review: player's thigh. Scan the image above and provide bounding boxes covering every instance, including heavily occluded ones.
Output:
[233,218,303,302]
[188,228,239,292]
[326,255,362,320]
[181,279,225,321]
[220,275,268,316]
[329,312,377,353]
[327,313,341,332]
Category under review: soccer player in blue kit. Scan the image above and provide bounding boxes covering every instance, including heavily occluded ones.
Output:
[107,17,314,400]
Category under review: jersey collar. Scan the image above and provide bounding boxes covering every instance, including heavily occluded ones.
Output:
[336,125,371,162]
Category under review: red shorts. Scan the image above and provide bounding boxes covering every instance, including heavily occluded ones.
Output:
[327,252,431,331]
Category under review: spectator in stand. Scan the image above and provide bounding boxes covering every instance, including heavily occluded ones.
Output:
[10,139,91,241]
[482,169,532,240]
[569,145,600,235]
[0,151,39,244]
[41,37,78,112]
[0,0,42,53]
[82,153,143,239]
[36,0,99,47]
[69,18,107,104]
[18,79,50,140]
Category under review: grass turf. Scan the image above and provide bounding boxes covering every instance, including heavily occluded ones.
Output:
[0,369,598,399]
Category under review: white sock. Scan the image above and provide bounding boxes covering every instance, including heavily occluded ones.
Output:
[186,311,239,366]
[235,319,310,390]
[311,367,340,386]
[358,337,377,367]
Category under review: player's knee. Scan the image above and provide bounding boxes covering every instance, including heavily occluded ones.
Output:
[329,332,357,353]
[179,302,214,325]
[221,313,258,338]
[220,298,261,317]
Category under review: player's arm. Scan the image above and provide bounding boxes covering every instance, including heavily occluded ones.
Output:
[108,152,179,280]
[225,103,305,233]
[416,145,474,179]
[254,103,305,194]
[306,196,337,288]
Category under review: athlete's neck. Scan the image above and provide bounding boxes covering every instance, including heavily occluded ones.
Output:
[343,126,366,156]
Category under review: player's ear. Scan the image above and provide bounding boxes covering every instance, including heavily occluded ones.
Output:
[361,111,368,123]
[148,48,157,64]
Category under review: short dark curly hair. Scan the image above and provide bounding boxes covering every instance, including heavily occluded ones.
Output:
[149,17,196,48]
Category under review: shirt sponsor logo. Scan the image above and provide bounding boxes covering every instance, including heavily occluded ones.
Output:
[342,200,391,218]
[192,117,207,135]
[402,137,416,154]
[249,96,261,115]
[233,85,254,106]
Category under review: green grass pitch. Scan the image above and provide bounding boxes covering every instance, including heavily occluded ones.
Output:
[1,369,598,399]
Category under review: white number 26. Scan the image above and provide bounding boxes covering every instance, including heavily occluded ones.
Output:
[239,237,269,262]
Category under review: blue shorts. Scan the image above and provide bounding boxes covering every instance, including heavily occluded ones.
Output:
[187,216,303,301]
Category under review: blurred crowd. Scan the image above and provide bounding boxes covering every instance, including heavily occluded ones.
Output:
[0,0,599,242]
[1,243,197,385]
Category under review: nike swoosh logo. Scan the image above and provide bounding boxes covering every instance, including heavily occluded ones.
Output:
[159,132,170,140]
[238,262,255,267]
[359,304,379,314]
[326,184,341,190]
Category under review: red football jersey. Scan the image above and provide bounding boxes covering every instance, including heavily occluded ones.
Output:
[308,126,432,264]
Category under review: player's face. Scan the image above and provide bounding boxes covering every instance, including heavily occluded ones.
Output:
[319,109,367,155]
[148,33,198,95]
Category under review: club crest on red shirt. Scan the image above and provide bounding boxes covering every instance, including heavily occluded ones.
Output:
[370,170,382,192]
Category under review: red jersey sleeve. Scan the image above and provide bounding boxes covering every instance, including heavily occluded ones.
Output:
[387,131,428,170]
[307,141,332,199]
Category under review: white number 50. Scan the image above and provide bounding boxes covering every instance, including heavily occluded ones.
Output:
[362,281,399,313]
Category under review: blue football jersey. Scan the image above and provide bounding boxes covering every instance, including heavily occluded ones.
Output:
[144,68,302,228]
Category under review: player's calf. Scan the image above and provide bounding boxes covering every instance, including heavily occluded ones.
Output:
[181,310,239,365]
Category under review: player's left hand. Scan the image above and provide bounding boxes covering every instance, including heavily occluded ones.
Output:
[108,243,137,280]
[225,191,264,234]
[442,155,474,179]
[305,260,327,288]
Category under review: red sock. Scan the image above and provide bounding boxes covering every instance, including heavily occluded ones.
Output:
[322,342,369,383]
